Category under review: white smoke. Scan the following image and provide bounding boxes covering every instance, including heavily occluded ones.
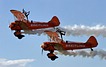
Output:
[55,49,106,60]
[22,28,56,36]
[59,25,106,37]
[22,24,106,37]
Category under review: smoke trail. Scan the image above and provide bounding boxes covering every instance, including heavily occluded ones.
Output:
[58,25,106,37]
[22,24,106,37]
[22,28,56,35]
[55,49,106,60]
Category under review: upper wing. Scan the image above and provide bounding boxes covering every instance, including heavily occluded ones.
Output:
[10,10,25,21]
[45,31,62,42]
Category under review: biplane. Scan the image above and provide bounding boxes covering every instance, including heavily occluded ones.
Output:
[41,31,98,61]
[9,9,60,39]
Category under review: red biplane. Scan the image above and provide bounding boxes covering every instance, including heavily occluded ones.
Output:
[41,31,98,61]
[9,9,60,39]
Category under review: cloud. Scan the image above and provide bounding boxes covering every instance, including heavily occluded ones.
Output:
[0,58,35,67]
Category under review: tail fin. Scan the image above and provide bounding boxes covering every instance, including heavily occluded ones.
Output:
[86,36,98,47]
[49,16,60,26]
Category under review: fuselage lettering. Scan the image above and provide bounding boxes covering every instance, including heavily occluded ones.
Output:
[31,24,48,26]
[66,44,85,48]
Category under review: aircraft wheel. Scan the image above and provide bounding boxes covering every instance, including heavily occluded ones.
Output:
[14,31,21,36]
[17,35,25,39]
[50,55,58,61]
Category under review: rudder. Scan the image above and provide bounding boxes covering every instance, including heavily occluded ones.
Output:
[86,36,98,47]
[49,16,60,26]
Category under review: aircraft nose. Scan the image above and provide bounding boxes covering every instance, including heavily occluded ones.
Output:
[9,23,15,29]
[9,24,13,28]
[41,43,45,49]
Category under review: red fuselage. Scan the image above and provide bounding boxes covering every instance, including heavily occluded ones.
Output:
[41,36,98,51]
[9,16,60,31]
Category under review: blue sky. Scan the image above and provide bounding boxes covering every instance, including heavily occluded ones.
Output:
[0,0,106,67]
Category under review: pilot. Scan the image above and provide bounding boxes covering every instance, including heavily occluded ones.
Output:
[56,28,66,35]
[31,20,33,23]
[66,41,68,43]
[23,9,30,20]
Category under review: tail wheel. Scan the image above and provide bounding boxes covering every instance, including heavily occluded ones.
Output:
[91,48,93,51]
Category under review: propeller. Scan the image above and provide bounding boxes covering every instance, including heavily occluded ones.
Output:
[41,48,44,55]
[41,43,45,55]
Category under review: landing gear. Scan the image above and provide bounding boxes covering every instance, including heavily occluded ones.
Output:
[47,51,58,61]
[47,53,58,61]
[16,35,25,39]
[14,31,25,39]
